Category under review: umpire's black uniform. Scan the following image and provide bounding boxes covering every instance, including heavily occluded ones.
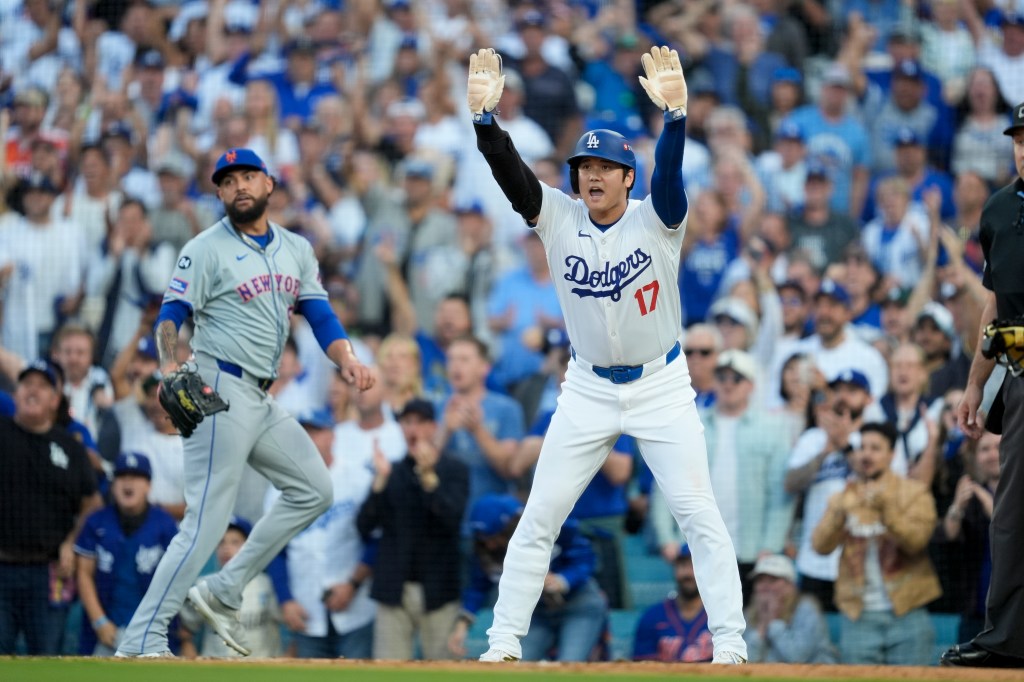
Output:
[944,104,1024,668]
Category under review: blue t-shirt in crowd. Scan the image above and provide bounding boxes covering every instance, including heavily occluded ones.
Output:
[785,107,871,215]
[486,267,563,391]
[679,222,740,324]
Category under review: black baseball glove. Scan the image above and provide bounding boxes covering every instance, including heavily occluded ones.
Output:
[159,366,229,438]
[982,317,1024,377]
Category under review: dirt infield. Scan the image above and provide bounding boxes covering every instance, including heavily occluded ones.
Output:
[189,657,1024,680]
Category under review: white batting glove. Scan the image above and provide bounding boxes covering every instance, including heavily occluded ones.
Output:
[467,48,505,120]
[638,45,688,116]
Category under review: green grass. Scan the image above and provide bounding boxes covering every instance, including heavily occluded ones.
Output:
[0,658,853,682]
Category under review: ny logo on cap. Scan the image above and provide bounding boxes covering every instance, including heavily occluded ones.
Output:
[226,150,237,163]
[586,132,600,149]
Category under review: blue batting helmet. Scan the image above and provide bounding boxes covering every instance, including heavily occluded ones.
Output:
[567,129,637,194]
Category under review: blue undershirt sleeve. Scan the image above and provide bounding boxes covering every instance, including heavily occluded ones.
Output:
[155,299,192,332]
[297,298,348,352]
[650,112,689,228]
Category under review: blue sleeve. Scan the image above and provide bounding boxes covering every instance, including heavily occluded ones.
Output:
[496,399,525,440]
[360,538,378,567]
[0,391,13,418]
[650,113,689,228]
[612,434,636,455]
[155,299,192,332]
[632,604,663,660]
[551,520,596,591]
[226,52,254,86]
[461,560,495,615]
[265,550,294,604]
[528,410,554,437]
[296,298,348,352]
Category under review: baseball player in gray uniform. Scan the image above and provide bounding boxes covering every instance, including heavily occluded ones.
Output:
[466,47,747,663]
[115,149,373,657]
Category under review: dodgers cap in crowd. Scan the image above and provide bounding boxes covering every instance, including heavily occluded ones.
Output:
[18,358,63,388]
[470,493,524,536]
[212,148,269,185]
[828,368,871,393]
[115,452,153,480]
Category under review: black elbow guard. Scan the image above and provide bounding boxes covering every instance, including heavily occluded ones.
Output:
[510,172,543,221]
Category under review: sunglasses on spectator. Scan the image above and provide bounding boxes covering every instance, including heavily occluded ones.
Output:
[714,370,746,384]
[781,296,803,307]
[684,348,715,357]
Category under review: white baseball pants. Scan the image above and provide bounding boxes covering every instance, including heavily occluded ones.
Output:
[487,357,747,658]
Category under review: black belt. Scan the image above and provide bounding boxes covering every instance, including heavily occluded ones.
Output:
[216,359,274,391]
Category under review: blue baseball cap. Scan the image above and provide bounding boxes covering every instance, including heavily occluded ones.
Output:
[1002,11,1024,27]
[805,158,831,180]
[675,544,693,562]
[815,278,850,306]
[396,398,436,422]
[542,327,570,354]
[211,148,269,185]
[297,407,334,430]
[893,59,923,80]
[136,336,159,361]
[772,66,803,85]
[893,126,923,146]
[18,358,63,388]
[454,199,485,215]
[227,515,253,538]
[469,493,524,536]
[776,120,804,142]
[828,368,871,393]
[115,452,153,479]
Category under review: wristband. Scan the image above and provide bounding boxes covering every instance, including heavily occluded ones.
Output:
[664,107,686,122]
[473,111,494,125]
[92,615,110,629]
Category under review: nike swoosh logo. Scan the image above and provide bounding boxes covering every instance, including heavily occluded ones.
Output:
[236,254,248,261]
[578,231,591,239]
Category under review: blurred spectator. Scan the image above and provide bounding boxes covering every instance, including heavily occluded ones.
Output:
[85,198,176,366]
[921,0,975,87]
[228,36,338,128]
[793,280,889,402]
[4,87,66,179]
[272,408,393,659]
[864,343,939,480]
[106,323,160,403]
[840,243,883,339]
[942,432,1000,643]
[755,121,808,215]
[786,161,859,273]
[486,230,562,392]
[785,62,870,217]
[812,422,941,666]
[506,10,582,158]
[861,176,930,289]
[354,157,456,335]
[865,60,944,176]
[702,350,795,600]
[742,554,837,663]
[357,398,469,660]
[777,352,815,435]
[151,151,208,253]
[709,297,758,355]
[130,49,168,131]
[0,359,101,655]
[682,324,723,409]
[754,0,810,69]
[511,327,571,429]
[0,172,87,360]
[268,337,320,418]
[632,546,713,662]
[449,494,608,662]
[51,144,122,255]
[74,453,178,656]
[767,67,806,137]
[952,68,1014,186]
[238,80,300,180]
[376,333,424,416]
[680,190,741,325]
[784,373,873,611]
[51,323,113,439]
[0,0,80,93]
[962,3,1024,106]
[576,32,648,139]
[436,336,524,532]
[103,372,185,521]
[184,517,282,658]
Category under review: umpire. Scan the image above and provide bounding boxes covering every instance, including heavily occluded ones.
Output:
[942,103,1024,668]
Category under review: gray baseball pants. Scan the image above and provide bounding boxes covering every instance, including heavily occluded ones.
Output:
[117,353,332,655]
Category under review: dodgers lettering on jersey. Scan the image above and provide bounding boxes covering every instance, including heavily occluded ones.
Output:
[163,220,329,379]
[533,183,686,367]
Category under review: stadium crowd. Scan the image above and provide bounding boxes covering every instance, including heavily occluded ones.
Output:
[0,0,1020,666]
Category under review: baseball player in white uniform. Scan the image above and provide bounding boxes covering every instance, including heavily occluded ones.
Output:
[115,149,373,657]
[467,47,747,664]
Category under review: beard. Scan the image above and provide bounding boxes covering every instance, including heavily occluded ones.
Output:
[678,580,700,601]
[225,193,269,224]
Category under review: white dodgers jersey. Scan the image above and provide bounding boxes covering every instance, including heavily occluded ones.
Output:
[533,183,687,367]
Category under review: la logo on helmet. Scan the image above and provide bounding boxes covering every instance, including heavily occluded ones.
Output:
[586,133,600,149]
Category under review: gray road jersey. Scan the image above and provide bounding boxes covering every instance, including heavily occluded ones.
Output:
[163,219,328,379]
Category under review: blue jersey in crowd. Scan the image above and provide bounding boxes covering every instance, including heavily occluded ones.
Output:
[679,222,740,324]
[633,598,713,662]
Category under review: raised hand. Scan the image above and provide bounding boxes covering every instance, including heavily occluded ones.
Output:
[638,46,688,114]
[467,48,505,117]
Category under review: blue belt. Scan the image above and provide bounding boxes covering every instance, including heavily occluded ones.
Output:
[571,341,681,385]
[216,359,274,391]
